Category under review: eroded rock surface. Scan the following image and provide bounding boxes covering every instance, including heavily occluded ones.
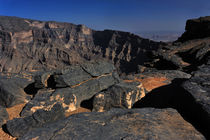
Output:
[17,108,205,140]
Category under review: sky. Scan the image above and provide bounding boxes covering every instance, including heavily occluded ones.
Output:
[0,0,210,33]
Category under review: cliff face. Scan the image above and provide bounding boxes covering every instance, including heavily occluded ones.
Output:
[178,16,210,42]
[0,16,160,73]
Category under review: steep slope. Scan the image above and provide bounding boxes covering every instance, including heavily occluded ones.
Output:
[0,16,161,74]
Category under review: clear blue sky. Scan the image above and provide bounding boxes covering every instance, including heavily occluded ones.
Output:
[0,0,210,32]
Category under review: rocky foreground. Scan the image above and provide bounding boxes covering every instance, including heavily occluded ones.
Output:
[0,16,210,140]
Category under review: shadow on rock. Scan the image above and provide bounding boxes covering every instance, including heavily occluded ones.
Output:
[24,83,39,95]
[133,78,210,139]
[80,95,95,110]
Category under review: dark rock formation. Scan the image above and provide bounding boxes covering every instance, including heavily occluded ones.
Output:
[178,16,210,42]
[0,106,8,126]
[93,81,145,112]
[17,108,205,140]
[0,73,32,107]
[0,16,161,74]
[6,103,65,137]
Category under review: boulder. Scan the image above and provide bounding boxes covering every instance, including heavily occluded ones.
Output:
[93,82,145,112]
[6,103,65,137]
[17,108,205,140]
[0,74,32,107]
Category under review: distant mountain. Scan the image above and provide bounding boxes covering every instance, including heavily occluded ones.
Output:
[136,31,183,42]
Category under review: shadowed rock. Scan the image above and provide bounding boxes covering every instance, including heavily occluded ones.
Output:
[178,16,210,42]
[182,61,210,138]
[133,76,210,139]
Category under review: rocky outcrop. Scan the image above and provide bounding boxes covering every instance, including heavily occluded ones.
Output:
[150,38,210,72]
[93,82,145,112]
[178,16,210,42]
[20,61,120,117]
[4,61,148,138]
[0,16,161,74]
[14,108,205,140]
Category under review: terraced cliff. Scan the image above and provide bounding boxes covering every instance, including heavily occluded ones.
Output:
[0,16,160,74]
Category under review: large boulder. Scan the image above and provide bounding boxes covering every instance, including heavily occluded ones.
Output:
[16,108,205,140]
[0,73,32,107]
[93,81,145,112]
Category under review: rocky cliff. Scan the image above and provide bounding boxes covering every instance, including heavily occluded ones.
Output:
[0,16,160,74]
[178,16,210,42]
